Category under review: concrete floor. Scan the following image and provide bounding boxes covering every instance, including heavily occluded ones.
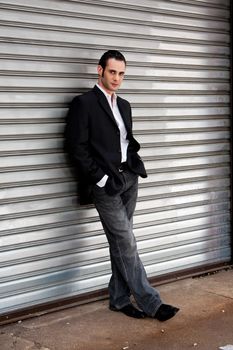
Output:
[1,268,233,350]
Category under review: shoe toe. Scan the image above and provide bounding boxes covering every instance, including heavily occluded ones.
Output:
[155,304,179,322]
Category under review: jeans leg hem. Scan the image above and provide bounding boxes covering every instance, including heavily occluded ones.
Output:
[109,301,131,311]
[150,301,163,318]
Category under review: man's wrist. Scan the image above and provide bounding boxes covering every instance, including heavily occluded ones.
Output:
[96,175,108,187]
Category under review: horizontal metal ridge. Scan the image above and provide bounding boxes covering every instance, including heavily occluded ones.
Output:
[134,211,230,231]
[134,126,230,133]
[0,53,230,69]
[0,188,229,220]
[0,218,229,246]
[0,0,229,20]
[0,200,230,228]
[0,19,230,45]
[0,225,230,265]
[0,71,230,83]
[0,37,230,61]
[0,3,229,33]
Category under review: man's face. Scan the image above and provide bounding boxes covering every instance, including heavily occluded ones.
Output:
[97,58,126,95]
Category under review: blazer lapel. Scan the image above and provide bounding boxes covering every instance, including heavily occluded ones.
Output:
[93,85,132,134]
[93,86,118,127]
[117,97,131,134]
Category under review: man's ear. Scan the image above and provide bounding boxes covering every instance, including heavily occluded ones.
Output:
[97,65,103,77]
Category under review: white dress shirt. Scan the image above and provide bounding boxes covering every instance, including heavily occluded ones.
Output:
[96,83,129,187]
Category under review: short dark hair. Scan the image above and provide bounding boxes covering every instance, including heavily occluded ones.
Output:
[98,50,126,70]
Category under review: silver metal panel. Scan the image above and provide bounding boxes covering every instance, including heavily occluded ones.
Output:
[0,0,231,315]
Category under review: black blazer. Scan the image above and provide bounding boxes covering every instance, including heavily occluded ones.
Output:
[65,85,147,204]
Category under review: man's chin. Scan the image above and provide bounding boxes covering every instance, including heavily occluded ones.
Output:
[111,85,119,90]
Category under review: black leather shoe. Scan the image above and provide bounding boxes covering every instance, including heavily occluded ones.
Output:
[109,303,146,319]
[154,304,179,322]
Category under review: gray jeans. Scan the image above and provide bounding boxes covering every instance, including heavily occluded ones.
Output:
[93,169,162,317]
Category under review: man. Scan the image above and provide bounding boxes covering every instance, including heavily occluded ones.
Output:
[65,50,179,321]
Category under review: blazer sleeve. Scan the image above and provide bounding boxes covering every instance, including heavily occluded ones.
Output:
[65,96,105,184]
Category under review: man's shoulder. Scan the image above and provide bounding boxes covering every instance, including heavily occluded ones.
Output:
[117,95,129,103]
[117,95,131,108]
[72,88,96,103]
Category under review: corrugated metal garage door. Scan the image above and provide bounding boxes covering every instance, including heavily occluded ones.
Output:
[0,0,231,316]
